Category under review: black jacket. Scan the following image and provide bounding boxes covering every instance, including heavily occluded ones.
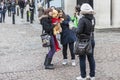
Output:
[40,15,54,35]
[29,3,35,12]
[18,0,25,9]
[76,14,95,39]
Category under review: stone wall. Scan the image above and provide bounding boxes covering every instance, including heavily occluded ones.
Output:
[94,0,111,28]
[64,0,76,16]
[112,0,120,27]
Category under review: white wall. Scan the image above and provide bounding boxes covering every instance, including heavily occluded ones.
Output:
[112,0,120,27]
[64,0,76,16]
[94,0,111,28]
[50,0,61,7]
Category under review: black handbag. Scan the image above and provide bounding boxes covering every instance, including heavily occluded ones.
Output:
[40,33,51,47]
[74,35,92,55]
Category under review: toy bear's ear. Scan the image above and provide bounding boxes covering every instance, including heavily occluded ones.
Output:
[52,9,58,18]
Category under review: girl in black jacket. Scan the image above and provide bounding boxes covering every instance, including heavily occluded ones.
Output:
[40,8,56,69]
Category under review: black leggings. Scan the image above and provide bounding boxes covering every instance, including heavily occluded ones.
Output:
[62,42,75,60]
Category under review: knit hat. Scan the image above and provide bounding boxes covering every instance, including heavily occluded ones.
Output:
[80,3,95,14]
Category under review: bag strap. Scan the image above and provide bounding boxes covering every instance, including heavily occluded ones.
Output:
[42,26,46,34]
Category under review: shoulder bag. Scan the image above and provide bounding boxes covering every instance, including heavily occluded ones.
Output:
[40,30,51,47]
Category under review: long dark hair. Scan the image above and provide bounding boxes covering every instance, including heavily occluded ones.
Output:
[58,9,68,20]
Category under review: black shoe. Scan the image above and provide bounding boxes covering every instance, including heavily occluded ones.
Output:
[45,65,54,69]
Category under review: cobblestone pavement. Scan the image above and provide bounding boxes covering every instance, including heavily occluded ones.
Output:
[0,15,120,80]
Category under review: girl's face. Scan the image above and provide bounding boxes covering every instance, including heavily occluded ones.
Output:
[48,11,53,16]
[59,11,63,17]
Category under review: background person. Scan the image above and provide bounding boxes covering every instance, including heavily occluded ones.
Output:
[26,2,30,22]
[7,0,12,17]
[18,0,25,19]
[59,9,76,66]
[29,2,34,23]
[0,2,7,22]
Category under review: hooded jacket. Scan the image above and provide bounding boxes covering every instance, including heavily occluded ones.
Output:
[76,14,95,39]
[40,15,55,35]
[75,3,95,39]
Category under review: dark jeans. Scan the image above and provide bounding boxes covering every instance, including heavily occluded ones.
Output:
[26,11,29,22]
[17,7,19,16]
[79,38,95,78]
[30,11,33,23]
[20,8,24,18]
[48,35,56,58]
[12,13,15,24]
[0,13,2,22]
[8,9,11,16]
[1,13,5,22]
[62,42,75,60]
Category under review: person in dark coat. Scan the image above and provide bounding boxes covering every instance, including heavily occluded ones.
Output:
[0,5,2,23]
[40,8,56,70]
[75,3,96,80]
[29,2,35,23]
[0,2,7,22]
[7,0,12,17]
[59,10,76,66]
[11,1,16,24]
[18,0,25,18]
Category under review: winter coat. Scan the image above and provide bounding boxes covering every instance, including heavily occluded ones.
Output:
[7,1,11,10]
[0,5,7,13]
[75,14,95,39]
[29,3,35,12]
[18,0,25,9]
[11,2,16,14]
[60,15,76,45]
[40,15,55,35]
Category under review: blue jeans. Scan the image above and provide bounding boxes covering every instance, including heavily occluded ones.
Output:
[48,35,56,58]
[79,39,95,78]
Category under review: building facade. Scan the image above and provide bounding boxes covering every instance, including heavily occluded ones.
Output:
[94,0,120,28]
[40,0,120,28]
[64,0,120,28]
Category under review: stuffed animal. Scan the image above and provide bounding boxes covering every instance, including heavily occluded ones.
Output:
[51,9,62,52]
[52,9,62,35]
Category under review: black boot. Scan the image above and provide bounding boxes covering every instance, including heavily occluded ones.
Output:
[44,54,48,66]
[49,57,54,66]
[45,58,54,69]
[44,54,53,66]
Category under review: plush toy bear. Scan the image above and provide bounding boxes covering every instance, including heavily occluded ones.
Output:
[52,9,62,35]
[51,9,62,52]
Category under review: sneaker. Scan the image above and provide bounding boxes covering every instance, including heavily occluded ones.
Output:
[62,59,67,65]
[76,76,86,80]
[90,77,95,80]
[71,60,76,66]
[86,76,90,79]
